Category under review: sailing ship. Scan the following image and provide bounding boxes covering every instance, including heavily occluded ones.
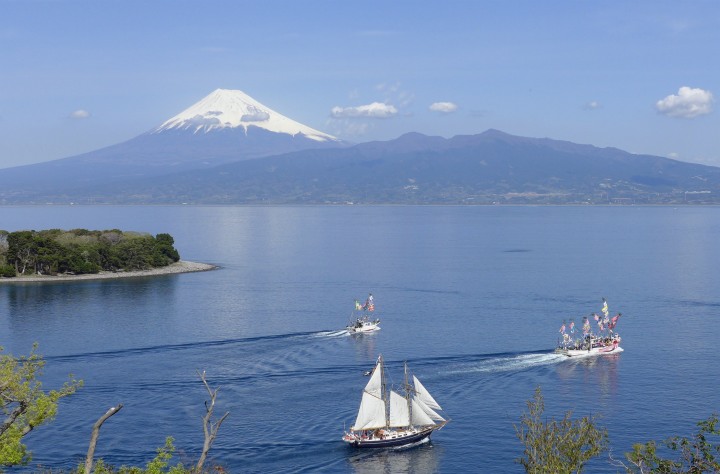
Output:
[555,298,624,357]
[346,294,380,334]
[342,355,449,448]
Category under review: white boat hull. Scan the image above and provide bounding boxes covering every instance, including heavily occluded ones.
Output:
[346,319,380,334]
[563,345,624,357]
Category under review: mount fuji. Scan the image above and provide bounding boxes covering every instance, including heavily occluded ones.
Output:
[0,89,347,194]
[2,89,720,204]
[154,89,337,141]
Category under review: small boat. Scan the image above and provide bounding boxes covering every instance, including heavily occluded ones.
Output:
[563,334,623,357]
[346,294,380,334]
[347,316,381,334]
[555,298,624,357]
[342,355,449,448]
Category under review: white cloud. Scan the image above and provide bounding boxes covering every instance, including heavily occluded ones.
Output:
[656,86,713,118]
[241,106,270,122]
[583,101,601,110]
[429,102,458,113]
[331,102,398,119]
[69,109,91,119]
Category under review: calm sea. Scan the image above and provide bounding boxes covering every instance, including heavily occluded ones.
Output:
[1,205,719,473]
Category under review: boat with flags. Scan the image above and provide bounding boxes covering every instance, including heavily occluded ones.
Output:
[555,298,624,357]
[346,293,381,334]
[342,355,449,448]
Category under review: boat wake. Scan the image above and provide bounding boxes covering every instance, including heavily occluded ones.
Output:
[443,351,566,376]
[391,437,431,450]
[45,329,342,362]
[312,329,350,338]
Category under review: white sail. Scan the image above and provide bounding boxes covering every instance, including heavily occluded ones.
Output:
[352,391,386,430]
[413,395,445,422]
[364,359,383,398]
[411,398,436,426]
[413,375,442,410]
[389,390,410,427]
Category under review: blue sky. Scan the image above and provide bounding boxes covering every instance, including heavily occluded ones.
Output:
[1,0,718,169]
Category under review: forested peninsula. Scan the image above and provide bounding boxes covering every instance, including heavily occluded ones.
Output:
[0,228,185,279]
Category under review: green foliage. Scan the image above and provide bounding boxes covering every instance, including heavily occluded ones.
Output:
[623,414,720,473]
[77,437,189,474]
[155,234,180,264]
[0,229,181,276]
[0,344,82,467]
[0,264,15,278]
[515,386,609,473]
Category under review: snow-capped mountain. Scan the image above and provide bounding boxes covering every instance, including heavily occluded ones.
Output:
[0,89,348,195]
[154,89,338,142]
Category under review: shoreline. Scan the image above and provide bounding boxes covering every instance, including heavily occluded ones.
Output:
[0,260,218,284]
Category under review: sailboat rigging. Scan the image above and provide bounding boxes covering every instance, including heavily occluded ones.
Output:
[342,355,449,448]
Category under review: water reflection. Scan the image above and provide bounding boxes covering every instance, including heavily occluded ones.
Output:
[347,441,442,474]
[1,276,179,355]
[349,331,379,361]
[556,354,621,398]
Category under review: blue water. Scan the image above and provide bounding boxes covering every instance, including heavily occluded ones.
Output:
[1,205,719,473]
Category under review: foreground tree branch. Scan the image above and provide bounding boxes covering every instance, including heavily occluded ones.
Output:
[84,404,123,474]
[196,370,229,473]
[0,344,82,466]
[515,386,608,473]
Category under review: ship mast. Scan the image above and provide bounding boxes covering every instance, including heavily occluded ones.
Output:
[380,355,390,428]
[404,361,413,428]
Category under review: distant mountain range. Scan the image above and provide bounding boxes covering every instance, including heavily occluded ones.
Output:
[1,89,719,205]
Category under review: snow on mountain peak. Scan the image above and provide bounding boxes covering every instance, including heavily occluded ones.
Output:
[153,89,337,142]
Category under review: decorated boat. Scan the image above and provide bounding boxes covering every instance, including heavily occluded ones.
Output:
[555,298,624,357]
[342,355,449,448]
[346,294,381,334]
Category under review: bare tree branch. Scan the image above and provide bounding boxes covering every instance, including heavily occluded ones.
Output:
[84,404,123,474]
[196,370,229,473]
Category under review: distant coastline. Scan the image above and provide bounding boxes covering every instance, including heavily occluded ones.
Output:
[0,260,217,284]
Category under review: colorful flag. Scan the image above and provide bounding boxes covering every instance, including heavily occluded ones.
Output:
[559,323,566,333]
[609,313,621,330]
[363,293,374,310]
[569,321,575,333]
[354,300,362,311]
[602,298,609,317]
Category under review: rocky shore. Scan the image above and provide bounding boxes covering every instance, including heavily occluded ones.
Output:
[0,260,217,283]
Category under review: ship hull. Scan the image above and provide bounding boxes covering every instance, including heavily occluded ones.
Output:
[565,345,624,357]
[343,426,437,448]
[346,319,380,334]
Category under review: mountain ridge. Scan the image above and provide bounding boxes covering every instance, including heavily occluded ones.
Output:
[2,129,718,205]
[0,89,718,205]
[0,89,349,190]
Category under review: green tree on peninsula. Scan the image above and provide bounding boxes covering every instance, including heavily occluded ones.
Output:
[0,229,181,277]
